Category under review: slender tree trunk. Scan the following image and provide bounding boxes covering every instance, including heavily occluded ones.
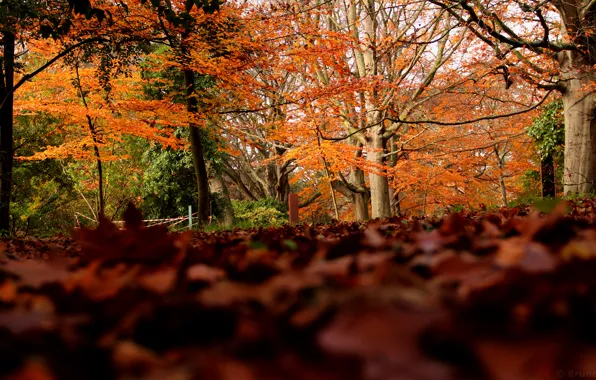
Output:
[275,172,289,206]
[0,31,15,234]
[390,190,401,216]
[93,149,104,217]
[74,63,104,218]
[368,133,391,218]
[499,174,508,207]
[541,154,556,198]
[87,116,104,217]
[184,69,210,225]
[352,168,369,221]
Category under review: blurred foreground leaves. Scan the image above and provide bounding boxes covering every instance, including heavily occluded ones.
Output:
[2,201,596,379]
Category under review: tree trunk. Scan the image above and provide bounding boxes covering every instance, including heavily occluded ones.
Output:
[354,191,369,221]
[209,174,234,227]
[561,73,596,194]
[368,133,391,218]
[75,63,104,218]
[499,174,508,207]
[556,2,596,194]
[541,154,556,198]
[91,122,104,218]
[183,69,210,225]
[276,173,289,206]
[0,31,15,234]
[390,190,401,216]
[351,168,369,221]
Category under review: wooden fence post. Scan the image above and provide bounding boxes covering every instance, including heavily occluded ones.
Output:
[288,193,299,224]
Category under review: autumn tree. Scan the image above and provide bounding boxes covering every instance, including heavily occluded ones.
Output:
[426,0,596,194]
[265,0,481,218]
[0,0,120,233]
[15,45,183,220]
[138,0,264,226]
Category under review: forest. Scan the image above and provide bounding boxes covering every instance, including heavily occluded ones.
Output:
[2,0,596,379]
[1,0,592,235]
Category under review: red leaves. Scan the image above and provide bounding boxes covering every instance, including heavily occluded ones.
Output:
[1,202,596,379]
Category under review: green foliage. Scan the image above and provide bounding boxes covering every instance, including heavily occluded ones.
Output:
[231,198,288,228]
[11,113,80,235]
[527,100,564,160]
[507,169,542,207]
[532,198,564,213]
[11,162,78,236]
[140,143,196,219]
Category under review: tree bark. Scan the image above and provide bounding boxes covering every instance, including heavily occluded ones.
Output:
[352,168,370,221]
[560,72,596,194]
[368,133,391,218]
[541,154,556,198]
[208,173,234,227]
[499,174,508,207]
[0,31,15,234]
[74,62,104,218]
[183,69,210,225]
[556,1,596,194]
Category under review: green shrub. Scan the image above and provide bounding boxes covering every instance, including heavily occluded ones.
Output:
[232,198,288,228]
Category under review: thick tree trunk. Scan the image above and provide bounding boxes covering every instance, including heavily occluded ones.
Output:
[561,73,596,194]
[368,134,391,218]
[209,174,234,227]
[183,69,210,225]
[556,2,596,195]
[0,31,15,234]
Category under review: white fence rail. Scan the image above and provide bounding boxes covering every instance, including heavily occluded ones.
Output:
[74,207,199,230]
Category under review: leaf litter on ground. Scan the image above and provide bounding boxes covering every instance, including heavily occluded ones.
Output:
[2,201,596,379]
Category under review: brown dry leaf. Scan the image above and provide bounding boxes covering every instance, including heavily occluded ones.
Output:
[560,230,596,261]
[363,225,386,248]
[318,302,452,380]
[113,340,160,373]
[186,264,226,283]
[2,259,72,287]
[200,272,322,313]
[0,279,17,302]
[572,346,596,375]
[415,230,444,254]
[432,252,493,277]
[6,358,56,380]
[217,360,255,380]
[457,270,506,300]
[306,252,394,277]
[0,310,55,334]
[65,262,140,300]
[473,338,560,380]
[137,268,177,294]
[495,237,556,273]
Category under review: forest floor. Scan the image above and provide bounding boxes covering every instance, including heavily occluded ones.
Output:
[1,201,596,380]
